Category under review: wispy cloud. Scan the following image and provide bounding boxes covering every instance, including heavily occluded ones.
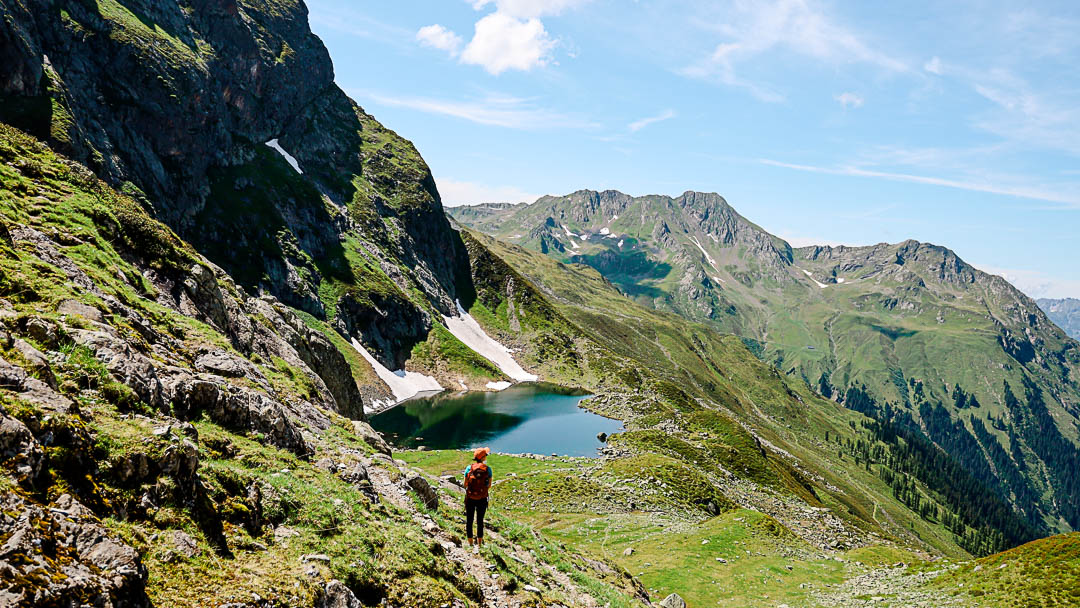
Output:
[923,56,943,75]
[360,92,597,130]
[759,158,1080,208]
[681,0,907,99]
[307,8,412,47]
[972,77,1080,156]
[834,92,863,109]
[972,263,1080,300]
[436,176,541,207]
[628,109,677,132]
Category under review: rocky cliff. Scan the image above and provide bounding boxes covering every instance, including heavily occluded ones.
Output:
[0,0,471,367]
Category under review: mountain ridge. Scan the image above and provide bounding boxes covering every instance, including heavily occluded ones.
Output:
[1039,297,1080,340]
[449,189,1080,535]
[2,2,1076,606]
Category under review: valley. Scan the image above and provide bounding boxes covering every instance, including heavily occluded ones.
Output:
[0,1,1076,607]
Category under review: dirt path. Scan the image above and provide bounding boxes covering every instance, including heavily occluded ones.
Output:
[366,459,600,608]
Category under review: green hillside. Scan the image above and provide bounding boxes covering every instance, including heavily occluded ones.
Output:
[450,192,1080,537]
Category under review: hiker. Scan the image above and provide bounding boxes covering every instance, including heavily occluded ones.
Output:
[464,447,492,554]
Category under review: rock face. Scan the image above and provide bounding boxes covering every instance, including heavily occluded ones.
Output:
[0,492,149,607]
[0,0,334,226]
[0,0,472,370]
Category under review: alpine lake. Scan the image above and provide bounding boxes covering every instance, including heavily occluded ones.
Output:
[369,383,622,457]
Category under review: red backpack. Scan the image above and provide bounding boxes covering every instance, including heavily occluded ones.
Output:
[465,462,491,500]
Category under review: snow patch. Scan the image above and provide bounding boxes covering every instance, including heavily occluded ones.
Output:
[712,275,726,284]
[265,139,303,174]
[690,236,719,270]
[599,227,610,235]
[562,224,579,239]
[443,301,538,383]
[618,239,624,248]
[580,233,590,241]
[611,215,619,221]
[486,381,512,391]
[836,277,846,284]
[511,234,523,239]
[349,339,442,404]
[797,267,828,289]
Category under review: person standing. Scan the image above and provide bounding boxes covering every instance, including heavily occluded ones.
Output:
[464,447,492,554]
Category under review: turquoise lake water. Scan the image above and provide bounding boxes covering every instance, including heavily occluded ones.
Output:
[369,383,622,457]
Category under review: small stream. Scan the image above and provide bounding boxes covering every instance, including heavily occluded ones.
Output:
[369,383,621,457]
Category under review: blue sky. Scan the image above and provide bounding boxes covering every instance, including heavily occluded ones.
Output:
[305,0,1079,299]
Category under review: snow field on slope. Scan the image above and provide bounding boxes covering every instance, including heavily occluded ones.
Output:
[265,139,303,174]
[350,339,442,410]
[443,302,538,383]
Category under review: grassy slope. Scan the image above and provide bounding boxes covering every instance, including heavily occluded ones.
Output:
[451,198,1080,539]
[401,231,1058,604]
[0,123,645,607]
[453,232,1015,568]
[926,533,1080,607]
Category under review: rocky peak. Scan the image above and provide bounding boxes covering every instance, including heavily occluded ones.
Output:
[0,0,334,226]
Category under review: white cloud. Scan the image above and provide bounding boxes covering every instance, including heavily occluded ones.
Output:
[416,24,463,56]
[436,177,541,207]
[628,109,677,132]
[470,0,592,19]
[971,264,1080,300]
[460,13,555,75]
[362,91,596,130]
[834,92,864,109]
[759,158,1080,208]
[924,56,943,75]
[683,0,906,98]
[972,78,1080,157]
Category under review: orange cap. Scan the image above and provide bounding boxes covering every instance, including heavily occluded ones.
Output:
[473,447,490,461]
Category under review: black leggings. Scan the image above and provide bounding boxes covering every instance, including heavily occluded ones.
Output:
[465,497,488,539]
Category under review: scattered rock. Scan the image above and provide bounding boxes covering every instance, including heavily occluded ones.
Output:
[57,299,105,324]
[302,554,331,563]
[13,339,58,389]
[659,592,686,608]
[352,421,392,455]
[404,474,439,510]
[319,580,363,608]
[195,351,250,378]
[0,492,149,606]
[0,405,45,484]
[171,530,201,559]
[274,526,298,544]
[22,316,59,347]
[597,432,608,443]
[622,547,634,556]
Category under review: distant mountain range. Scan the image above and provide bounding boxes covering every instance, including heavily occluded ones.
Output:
[1039,298,1080,340]
[450,190,1080,534]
